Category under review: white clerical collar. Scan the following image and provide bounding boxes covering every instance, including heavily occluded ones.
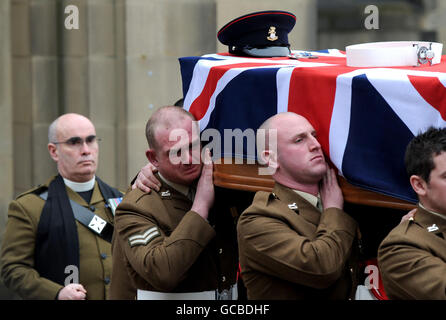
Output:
[293,189,321,211]
[158,173,189,197]
[63,176,96,192]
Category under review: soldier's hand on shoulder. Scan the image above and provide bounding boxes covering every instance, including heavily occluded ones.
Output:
[399,208,416,224]
[192,148,215,220]
[320,165,344,210]
[132,162,161,193]
[57,283,87,300]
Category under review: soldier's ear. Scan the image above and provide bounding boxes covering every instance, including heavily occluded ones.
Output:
[146,149,159,167]
[261,149,279,171]
[48,143,58,162]
[410,175,427,197]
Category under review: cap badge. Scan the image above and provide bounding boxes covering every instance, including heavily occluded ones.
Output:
[427,224,439,232]
[267,26,278,41]
[161,190,171,197]
[288,203,298,210]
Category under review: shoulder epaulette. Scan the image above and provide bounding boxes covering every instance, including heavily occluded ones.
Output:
[132,187,165,204]
[401,217,416,234]
[16,185,48,200]
[252,190,275,206]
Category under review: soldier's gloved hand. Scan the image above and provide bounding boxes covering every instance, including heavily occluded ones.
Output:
[57,283,87,300]
[132,162,161,193]
[191,148,214,221]
[320,164,344,210]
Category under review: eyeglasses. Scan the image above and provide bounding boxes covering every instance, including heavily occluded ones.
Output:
[52,135,101,148]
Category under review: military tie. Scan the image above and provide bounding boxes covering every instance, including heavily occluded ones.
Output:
[316,197,323,212]
[187,187,196,202]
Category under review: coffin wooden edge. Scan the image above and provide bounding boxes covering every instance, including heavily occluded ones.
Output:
[213,159,416,211]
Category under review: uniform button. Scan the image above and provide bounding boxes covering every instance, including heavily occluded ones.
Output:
[104,277,110,285]
[221,276,226,282]
[218,248,223,254]
[89,206,96,212]
[100,253,107,259]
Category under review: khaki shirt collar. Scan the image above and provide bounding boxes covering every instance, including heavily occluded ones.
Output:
[293,190,320,210]
[272,183,322,225]
[158,172,190,198]
[417,203,446,232]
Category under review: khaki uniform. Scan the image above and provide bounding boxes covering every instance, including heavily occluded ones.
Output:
[237,183,357,300]
[0,177,114,300]
[110,181,238,300]
[378,205,446,299]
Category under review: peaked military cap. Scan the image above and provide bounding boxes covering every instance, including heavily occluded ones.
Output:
[217,10,296,57]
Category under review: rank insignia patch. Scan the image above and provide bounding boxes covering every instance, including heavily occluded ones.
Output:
[128,226,160,247]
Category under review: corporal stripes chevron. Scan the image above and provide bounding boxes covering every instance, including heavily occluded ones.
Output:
[128,226,160,247]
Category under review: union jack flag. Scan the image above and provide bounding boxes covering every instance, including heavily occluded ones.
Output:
[179,50,446,203]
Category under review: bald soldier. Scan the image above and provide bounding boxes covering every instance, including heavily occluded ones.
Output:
[237,112,358,299]
[378,127,446,299]
[110,106,238,300]
[0,113,123,300]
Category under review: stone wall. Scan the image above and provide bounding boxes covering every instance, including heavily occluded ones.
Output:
[9,0,126,195]
[0,0,13,237]
[318,0,444,50]
[0,0,14,300]
[124,0,219,179]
